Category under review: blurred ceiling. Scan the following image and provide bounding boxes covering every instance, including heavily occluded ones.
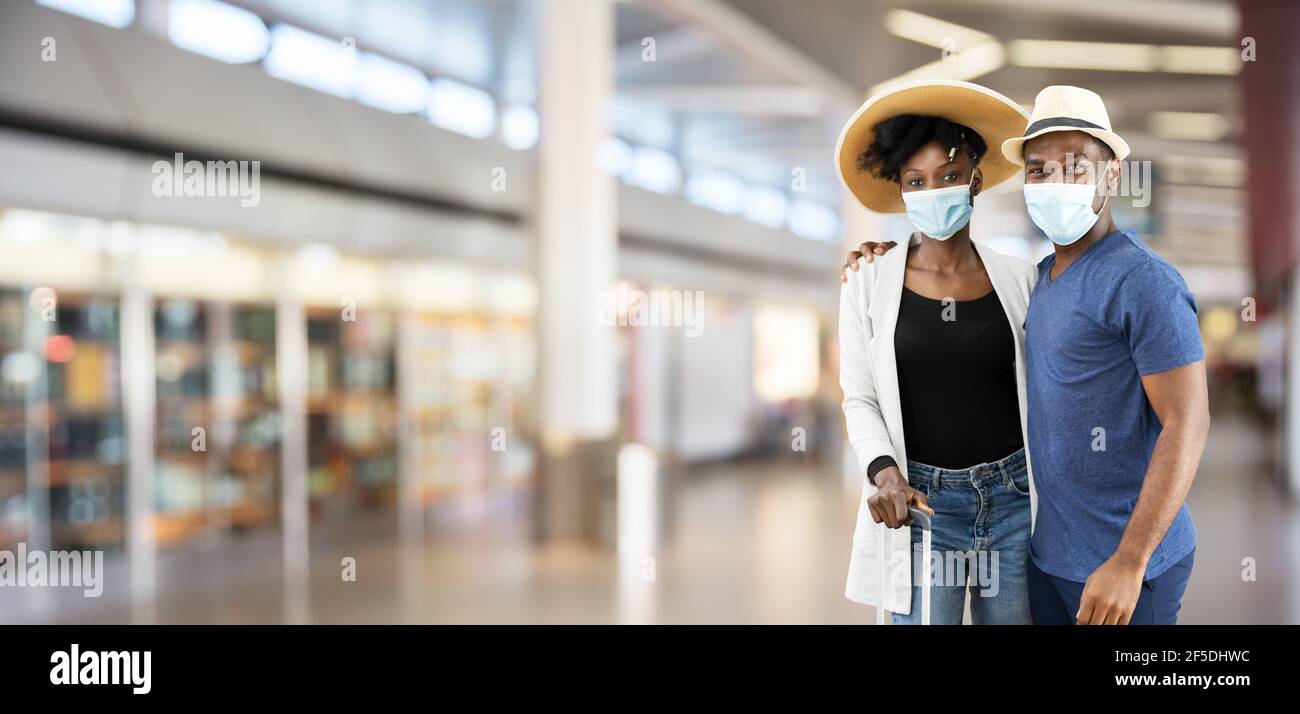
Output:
[229,0,1242,208]
[621,0,1241,206]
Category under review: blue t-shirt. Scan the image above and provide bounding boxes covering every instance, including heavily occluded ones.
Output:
[1025,229,1204,583]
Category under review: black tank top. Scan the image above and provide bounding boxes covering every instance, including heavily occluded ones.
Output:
[893,285,1023,469]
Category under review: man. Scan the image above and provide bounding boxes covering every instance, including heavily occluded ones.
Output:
[841,86,1209,624]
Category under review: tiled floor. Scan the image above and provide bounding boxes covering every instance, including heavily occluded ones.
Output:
[4,415,1296,624]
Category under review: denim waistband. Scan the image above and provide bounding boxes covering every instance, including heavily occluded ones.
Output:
[906,447,1026,490]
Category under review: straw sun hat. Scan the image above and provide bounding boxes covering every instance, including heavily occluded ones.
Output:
[835,79,1030,213]
[1000,85,1131,166]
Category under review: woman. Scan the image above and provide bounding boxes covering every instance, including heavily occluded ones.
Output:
[836,80,1038,624]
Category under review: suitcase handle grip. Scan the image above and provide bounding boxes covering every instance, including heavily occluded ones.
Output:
[907,506,931,531]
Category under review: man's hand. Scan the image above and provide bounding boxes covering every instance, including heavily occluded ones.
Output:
[1076,553,1147,625]
[867,466,933,529]
[1076,360,1207,625]
[839,241,898,283]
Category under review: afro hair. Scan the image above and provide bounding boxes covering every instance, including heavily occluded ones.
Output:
[858,114,987,183]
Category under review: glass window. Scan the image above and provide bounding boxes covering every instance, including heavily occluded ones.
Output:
[598,137,633,178]
[742,186,788,229]
[629,148,682,196]
[684,171,746,215]
[263,24,355,100]
[425,78,496,139]
[501,105,539,150]
[354,52,429,114]
[168,0,270,64]
[37,0,134,29]
[788,200,840,242]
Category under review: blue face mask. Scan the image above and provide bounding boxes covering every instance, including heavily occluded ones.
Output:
[1022,180,1107,246]
[901,178,974,240]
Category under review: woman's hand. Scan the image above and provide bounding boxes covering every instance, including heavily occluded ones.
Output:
[867,467,933,528]
[839,241,899,283]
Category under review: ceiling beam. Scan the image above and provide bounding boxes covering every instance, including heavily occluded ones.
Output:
[619,85,826,116]
[642,0,864,111]
[615,27,716,81]
[913,0,1236,40]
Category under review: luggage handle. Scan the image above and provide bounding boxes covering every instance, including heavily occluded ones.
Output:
[875,506,933,626]
[907,506,931,531]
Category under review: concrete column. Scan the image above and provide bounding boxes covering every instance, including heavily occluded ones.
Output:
[121,248,157,625]
[1239,0,1300,299]
[276,265,310,624]
[1288,286,1300,497]
[534,0,618,543]
[1239,0,1300,495]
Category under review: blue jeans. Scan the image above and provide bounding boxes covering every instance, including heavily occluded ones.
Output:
[891,447,1032,625]
[1028,547,1195,624]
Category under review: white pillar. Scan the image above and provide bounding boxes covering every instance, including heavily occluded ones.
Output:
[534,0,618,541]
[276,266,310,624]
[121,252,157,625]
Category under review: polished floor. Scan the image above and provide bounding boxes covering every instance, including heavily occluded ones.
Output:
[3,415,1297,624]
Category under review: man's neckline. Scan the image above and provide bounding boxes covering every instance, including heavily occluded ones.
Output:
[1046,229,1125,283]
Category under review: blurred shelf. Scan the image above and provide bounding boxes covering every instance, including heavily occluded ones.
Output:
[305,306,398,518]
[0,281,538,552]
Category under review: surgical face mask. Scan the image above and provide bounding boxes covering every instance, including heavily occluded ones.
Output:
[1022,174,1109,246]
[900,177,974,241]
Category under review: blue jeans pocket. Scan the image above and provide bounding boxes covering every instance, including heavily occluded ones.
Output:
[1005,469,1031,497]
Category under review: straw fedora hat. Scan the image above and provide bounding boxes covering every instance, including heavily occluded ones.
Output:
[835,79,1030,213]
[1001,85,1130,166]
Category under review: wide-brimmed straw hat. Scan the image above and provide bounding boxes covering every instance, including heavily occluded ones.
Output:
[835,79,1030,213]
[1001,85,1130,166]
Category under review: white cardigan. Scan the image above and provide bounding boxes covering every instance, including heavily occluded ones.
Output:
[839,232,1039,613]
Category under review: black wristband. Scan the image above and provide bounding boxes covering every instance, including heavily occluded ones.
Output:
[866,455,898,486]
